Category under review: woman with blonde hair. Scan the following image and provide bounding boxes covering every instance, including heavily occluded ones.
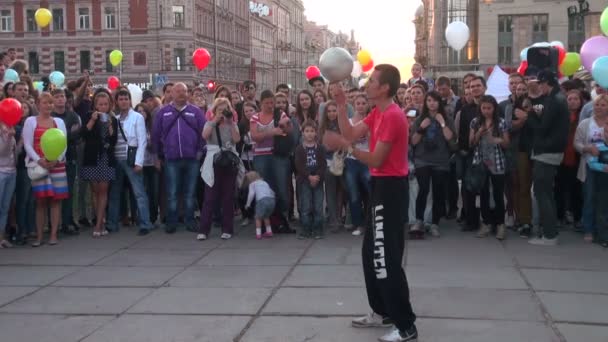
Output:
[198,97,241,241]
[23,92,68,246]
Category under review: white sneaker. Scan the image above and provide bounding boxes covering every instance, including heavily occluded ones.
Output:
[429,224,440,237]
[196,234,207,241]
[241,219,251,227]
[528,236,558,246]
[351,312,393,328]
[220,233,232,240]
[378,326,418,342]
[352,227,363,236]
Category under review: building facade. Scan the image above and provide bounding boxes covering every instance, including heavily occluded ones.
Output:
[415,0,607,81]
[0,0,250,90]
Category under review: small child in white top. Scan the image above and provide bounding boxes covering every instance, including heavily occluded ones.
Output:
[244,171,276,239]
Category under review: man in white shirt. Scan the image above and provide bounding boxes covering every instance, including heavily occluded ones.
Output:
[106,89,152,235]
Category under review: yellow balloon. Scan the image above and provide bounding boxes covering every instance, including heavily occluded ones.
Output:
[34,8,52,28]
[109,50,123,67]
[357,50,372,66]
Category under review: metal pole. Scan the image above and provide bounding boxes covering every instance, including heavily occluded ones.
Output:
[213,0,218,80]
[118,0,123,79]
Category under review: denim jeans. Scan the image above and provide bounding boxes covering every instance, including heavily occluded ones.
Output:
[533,161,558,239]
[107,160,152,231]
[594,172,608,241]
[582,166,597,235]
[408,177,432,225]
[143,166,159,224]
[297,180,324,234]
[344,158,370,227]
[253,154,290,213]
[0,171,17,234]
[164,158,200,228]
[15,168,35,238]
[324,167,342,226]
[61,160,77,226]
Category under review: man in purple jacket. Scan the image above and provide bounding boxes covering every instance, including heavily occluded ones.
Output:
[152,82,206,234]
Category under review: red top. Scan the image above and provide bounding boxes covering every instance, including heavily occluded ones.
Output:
[363,103,409,177]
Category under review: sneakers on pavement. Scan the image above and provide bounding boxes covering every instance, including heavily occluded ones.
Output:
[220,233,232,240]
[476,224,491,238]
[378,325,418,342]
[496,224,506,240]
[351,312,393,328]
[528,236,558,246]
[519,224,531,238]
[429,224,440,238]
[352,227,364,236]
[196,234,207,241]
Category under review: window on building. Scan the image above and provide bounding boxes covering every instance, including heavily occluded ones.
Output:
[78,8,90,30]
[568,15,585,52]
[133,51,147,66]
[532,14,548,42]
[174,48,186,71]
[80,50,91,72]
[28,52,39,74]
[54,51,65,72]
[498,15,513,65]
[173,6,185,28]
[26,9,37,32]
[105,50,113,72]
[52,8,64,31]
[0,10,12,32]
[104,7,116,29]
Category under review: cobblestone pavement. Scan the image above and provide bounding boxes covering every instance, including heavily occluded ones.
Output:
[0,222,607,342]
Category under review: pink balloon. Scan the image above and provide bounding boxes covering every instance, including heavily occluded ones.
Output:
[580,36,608,71]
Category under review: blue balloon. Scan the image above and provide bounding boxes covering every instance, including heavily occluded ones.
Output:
[592,56,608,89]
[520,47,529,62]
[49,71,65,87]
[3,68,19,83]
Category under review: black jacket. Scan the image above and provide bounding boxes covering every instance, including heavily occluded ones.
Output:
[52,110,81,162]
[527,87,569,155]
[80,111,118,167]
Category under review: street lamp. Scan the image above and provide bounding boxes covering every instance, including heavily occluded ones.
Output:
[567,0,590,18]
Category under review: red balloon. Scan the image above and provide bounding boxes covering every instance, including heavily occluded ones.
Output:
[107,76,120,90]
[362,60,374,72]
[517,61,528,76]
[193,48,211,71]
[0,98,23,127]
[305,65,321,80]
[555,46,566,65]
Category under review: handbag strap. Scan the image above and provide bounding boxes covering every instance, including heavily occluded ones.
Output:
[117,118,127,143]
[214,123,224,150]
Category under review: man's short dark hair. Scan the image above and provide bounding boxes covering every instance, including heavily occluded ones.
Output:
[414,79,429,92]
[12,81,27,91]
[260,90,274,102]
[470,76,487,88]
[348,87,359,93]
[162,82,174,94]
[243,80,257,90]
[374,64,401,98]
[275,83,289,92]
[7,48,15,52]
[50,88,64,96]
[436,76,451,88]
[114,89,131,101]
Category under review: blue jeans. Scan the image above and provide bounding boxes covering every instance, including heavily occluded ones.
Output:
[582,166,597,235]
[344,158,371,227]
[0,171,17,234]
[143,166,159,224]
[253,154,290,213]
[164,158,200,228]
[595,172,608,241]
[107,160,152,231]
[297,180,324,234]
[15,168,35,238]
[61,160,77,226]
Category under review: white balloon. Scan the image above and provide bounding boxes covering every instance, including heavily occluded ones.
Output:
[445,21,470,51]
[358,78,368,88]
[550,41,564,49]
[127,84,143,108]
[319,47,354,82]
[351,61,362,78]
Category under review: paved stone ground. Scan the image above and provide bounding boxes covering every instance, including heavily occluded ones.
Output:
[0,222,607,342]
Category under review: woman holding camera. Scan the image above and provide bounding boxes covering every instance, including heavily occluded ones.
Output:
[80,90,118,237]
[198,98,241,241]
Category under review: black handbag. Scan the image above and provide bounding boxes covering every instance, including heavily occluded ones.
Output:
[464,160,488,194]
[118,120,138,167]
[213,125,240,171]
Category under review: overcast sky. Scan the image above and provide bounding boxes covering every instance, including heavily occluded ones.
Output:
[302,0,421,77]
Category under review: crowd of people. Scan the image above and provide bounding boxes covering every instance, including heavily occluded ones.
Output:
[0,54,607,251]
